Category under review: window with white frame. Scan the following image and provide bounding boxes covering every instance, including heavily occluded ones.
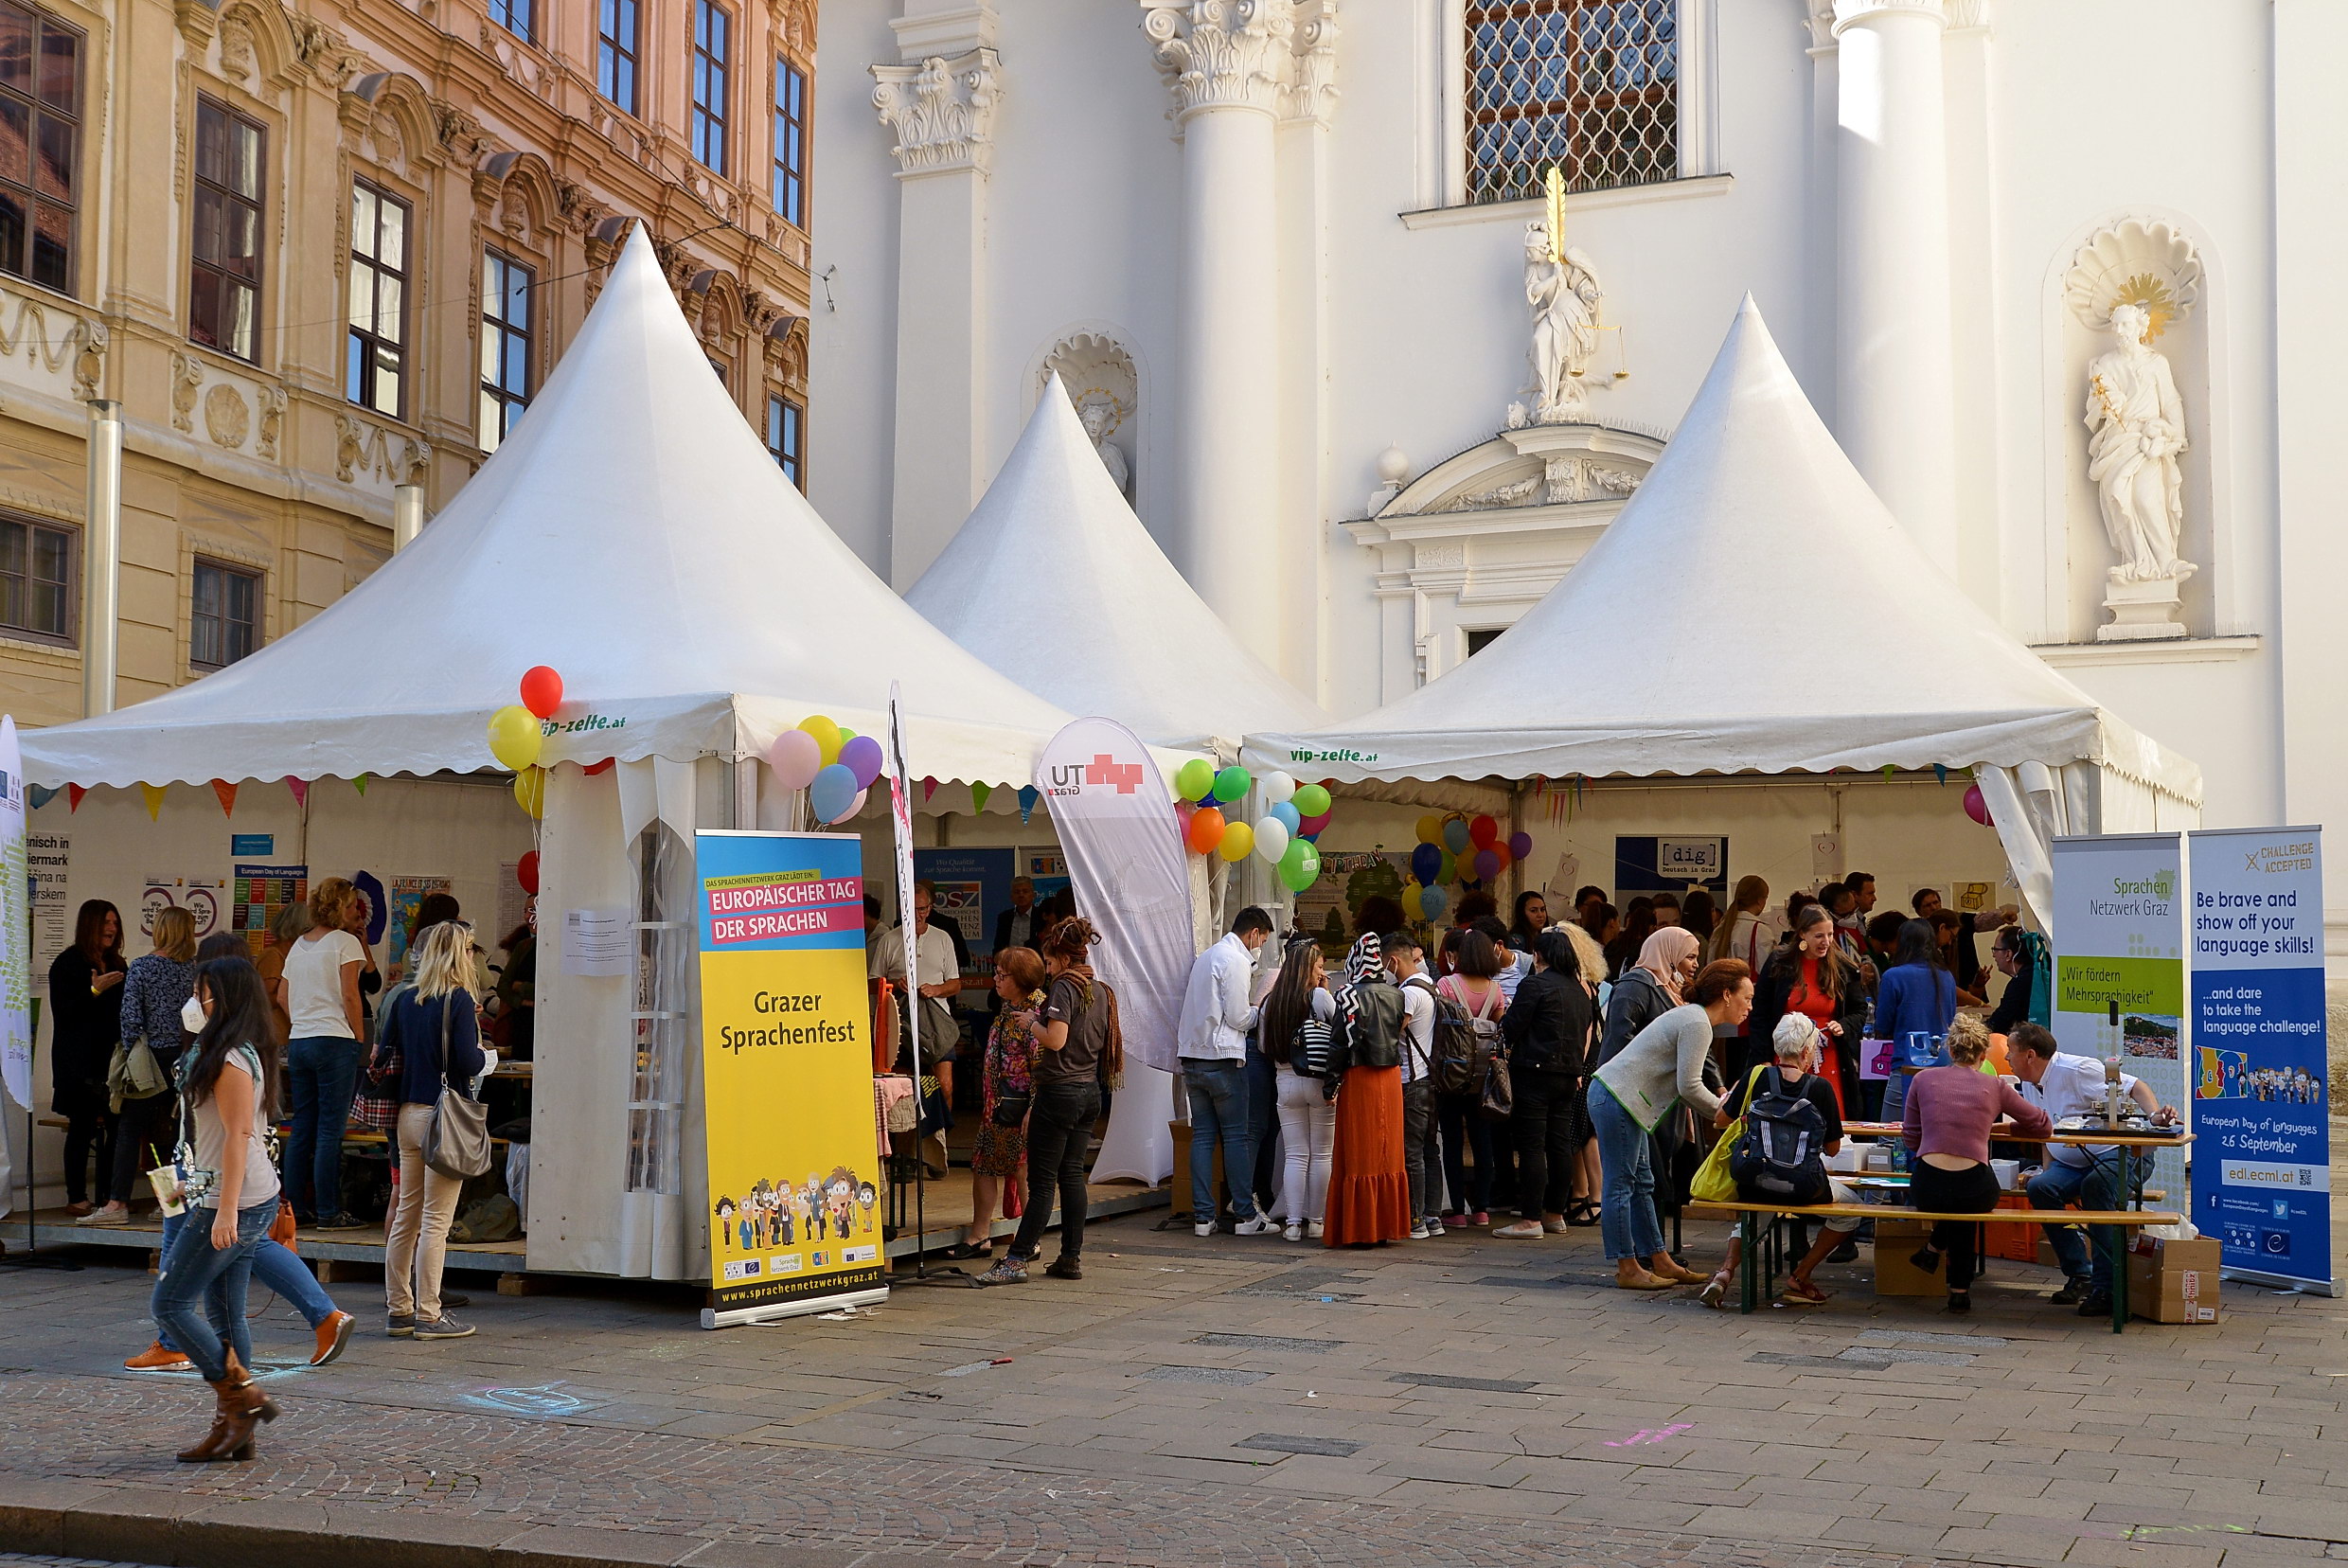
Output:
[689,0,731,174]
[1465,0,1677,205]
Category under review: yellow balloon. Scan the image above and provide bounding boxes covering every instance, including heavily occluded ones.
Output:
[798,713,843,766]
[1401,882,1425,920]
[488,704,543,771]
[513,766,545,818]
[1218,820,1255,863]
[1415,813,1444,846]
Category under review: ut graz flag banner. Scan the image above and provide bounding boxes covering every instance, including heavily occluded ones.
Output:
[694,829,887,1328]
[2187,827,2332,1293]
[2050,833,2187,1198]
[1037,717,1190,1185]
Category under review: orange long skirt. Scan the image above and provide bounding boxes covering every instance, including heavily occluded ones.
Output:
[1322,1065,1412,1246]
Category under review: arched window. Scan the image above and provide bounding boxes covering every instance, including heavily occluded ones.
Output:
[1466,0,1677,205]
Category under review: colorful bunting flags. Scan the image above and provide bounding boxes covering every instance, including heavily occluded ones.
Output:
[211,779,237,816]
[285,776,309,809]
[139,783,165,820]
[969,780,991,814]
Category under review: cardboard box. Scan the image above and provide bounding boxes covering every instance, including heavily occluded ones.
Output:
[2126,1236,2221,1324]
[1873,1219,1943,1296]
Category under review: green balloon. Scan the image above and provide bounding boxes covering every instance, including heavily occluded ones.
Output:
[1292,783,1332,818]
[1279,839,1321,894]
[1437,849,1456,883]
[1211,765,1252,804]
[1174,757,1216,801]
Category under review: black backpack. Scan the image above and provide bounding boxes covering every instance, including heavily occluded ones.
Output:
[1289,1016,1335,1080]
[1428,981,1503,1096]
[1335,979,1405,1071]
[1728,1066,1832,1204]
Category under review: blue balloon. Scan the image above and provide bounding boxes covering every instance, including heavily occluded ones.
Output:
[1410,843,1442,884]
[810,762,859,823]
[1269,801,1302,834]
[1418,886,1449,921]
[1441,817,1471,854]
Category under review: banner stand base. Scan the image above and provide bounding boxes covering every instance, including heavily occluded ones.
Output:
[2218,1268,2341,1298]
[702,1286,890,1330]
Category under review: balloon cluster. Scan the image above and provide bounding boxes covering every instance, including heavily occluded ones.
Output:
[489,666,564,818]
[1171,763,1331,894]
[767,714,880,825]
[1401,811,1538,920]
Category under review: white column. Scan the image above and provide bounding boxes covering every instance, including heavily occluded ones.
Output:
[391,482,425,551]
[1143,0,1307,668]
[80,399,121,718]
[1832,0,1958,577]
[872,13,999,587]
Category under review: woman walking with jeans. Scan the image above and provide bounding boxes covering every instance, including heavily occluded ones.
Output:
[376,921,486,1339]
[152,955,287,1462]
[1589,959,1745,1290]
[277,879,369,1229]
[976,918,1115,1286]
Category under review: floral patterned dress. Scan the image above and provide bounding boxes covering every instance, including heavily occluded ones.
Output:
[972,1000,1041,1178]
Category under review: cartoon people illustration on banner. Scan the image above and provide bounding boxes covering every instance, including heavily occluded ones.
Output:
[857,1181,878,1236]
[827,1167,857,1239]
[714,1195,736,1250]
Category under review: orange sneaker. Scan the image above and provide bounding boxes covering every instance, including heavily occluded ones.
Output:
[311,1310,355,1366]
[125,1342,193,1373]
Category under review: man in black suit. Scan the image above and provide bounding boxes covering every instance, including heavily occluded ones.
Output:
[992,876,1042,959]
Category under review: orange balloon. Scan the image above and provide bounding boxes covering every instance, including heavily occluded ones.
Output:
[1185,806,1227,855]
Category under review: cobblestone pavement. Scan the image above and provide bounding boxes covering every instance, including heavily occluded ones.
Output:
[2,1205,2345,1568]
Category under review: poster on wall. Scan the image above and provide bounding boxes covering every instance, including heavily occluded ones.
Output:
[385,876,454,972]
[143,874,228,940]
[693,829,886,1329]
[1295,852,1409,953]
[1614,836,1729,897]
[912,847,1014,961]
[2050,833,2187,1198]
[27,829,68,993]
[1021,848,1070,905]
[2187,827,2332,1293]
[232,864,309,955]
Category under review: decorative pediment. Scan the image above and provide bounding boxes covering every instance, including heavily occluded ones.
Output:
[1369,419,1663,522]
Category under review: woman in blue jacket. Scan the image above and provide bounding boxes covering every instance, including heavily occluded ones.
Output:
[1875,919,1955,1123]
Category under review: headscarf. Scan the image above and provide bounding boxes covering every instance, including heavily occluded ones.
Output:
[1635,926,1701,1005]
[1334,933,1383,1041]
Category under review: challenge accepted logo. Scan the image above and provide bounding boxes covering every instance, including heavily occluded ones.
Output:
[1043,753,1142,800]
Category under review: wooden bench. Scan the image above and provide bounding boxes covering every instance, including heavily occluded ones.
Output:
[1685,1200,2183,1333]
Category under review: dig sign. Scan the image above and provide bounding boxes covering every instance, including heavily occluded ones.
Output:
[1613,835,1728,895]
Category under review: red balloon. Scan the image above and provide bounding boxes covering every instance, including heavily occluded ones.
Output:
[519,666,564,720]
[584,757,614,775]
[1468,814,1500,848]
[1962,783,1991,827]
[517,851,541,895]
[1185,807,1227,855]
[1298,810,1334,837]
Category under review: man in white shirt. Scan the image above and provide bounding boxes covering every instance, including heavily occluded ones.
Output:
[1177,907,1275,1236]
[1386,932,1443,1238]
[871,884,965,1166]
[2008,1022,2178,1314]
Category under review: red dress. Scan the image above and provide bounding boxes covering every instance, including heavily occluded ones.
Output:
[1786,955,1846,1115]
[1322,1065,1412,1245]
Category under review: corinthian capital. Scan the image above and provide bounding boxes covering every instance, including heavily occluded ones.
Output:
[1141,0,1302,122]
[870,48,1001,177]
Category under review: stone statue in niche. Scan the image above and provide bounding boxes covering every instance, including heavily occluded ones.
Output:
[1039,330,1138,501]
[2085,300,2195,639]
[1512,219,1603,426]
[1076,394,1130,498]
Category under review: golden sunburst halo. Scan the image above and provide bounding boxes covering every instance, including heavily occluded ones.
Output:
[2111,273,2178,342]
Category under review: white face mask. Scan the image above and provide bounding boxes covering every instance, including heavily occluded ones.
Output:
[181,995,207,1033]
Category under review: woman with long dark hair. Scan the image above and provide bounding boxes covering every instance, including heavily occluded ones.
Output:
[1745,904,1867,1108]
[1876,918,1957,1123]
[1602,897,1657,982]
[1260,938,1336,1239]
[48,900,126,1215]
[1506,891,1549,953]
[1678,889,1719,950]
[976,918,1117,1285]
[1493,929,1593,1238]
[1432,927,1508,1227]
[151,956,286,1462]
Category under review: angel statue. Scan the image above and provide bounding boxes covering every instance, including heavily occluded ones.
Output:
[1521,220,1603,425]
[2084,301,2195,585]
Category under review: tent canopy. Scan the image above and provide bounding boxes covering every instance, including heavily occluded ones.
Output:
[27,227,1086,791]
[906,376,1327,755]
[1242,297,2200,807]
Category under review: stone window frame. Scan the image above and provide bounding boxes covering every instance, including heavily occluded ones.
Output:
[0,0,85,299]
[0,506,78,650]
[478,245,536,453]
[688,0,732,175]
[763,387,803,490]
[188,93,269,365]
[185,548,263,673]
[770,53,809,228]
[598,0,640,116]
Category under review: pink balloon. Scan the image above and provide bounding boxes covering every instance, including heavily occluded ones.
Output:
[1506,831,1534,861]
[1298,810,1334,837]
[768,729,823,790]
[1962,783,1991,827]
[828,786,867,825]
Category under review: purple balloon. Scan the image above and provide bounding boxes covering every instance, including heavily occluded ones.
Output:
[1507,830,1534,862]
[839,734,885,790]
[1473,848,1501,881]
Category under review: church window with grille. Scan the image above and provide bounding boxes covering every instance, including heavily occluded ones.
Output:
[1466,0,1677,205]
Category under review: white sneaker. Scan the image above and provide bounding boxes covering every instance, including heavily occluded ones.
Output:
[1194,1221,1216,1238]
[1234,1216,1276,1237]
[1409,1221,1431,1240]
[1284,1222,1304,1242]
[1307,1220,1325,1239]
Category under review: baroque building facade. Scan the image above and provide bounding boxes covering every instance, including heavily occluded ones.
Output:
[0,0,817,726]
[809,0,2348,934]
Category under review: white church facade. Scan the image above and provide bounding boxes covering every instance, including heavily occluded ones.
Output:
[808,0,2348,924]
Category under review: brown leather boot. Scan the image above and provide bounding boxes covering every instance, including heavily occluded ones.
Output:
[175,1381,240,1463]
[178,1354,278,1463]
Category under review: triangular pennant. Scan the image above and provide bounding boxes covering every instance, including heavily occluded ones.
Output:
[140,783,166,820]
[921,775,937,803]
[27,783,54,811]
[352,774,370,796]
[1017,785,1039,825]
[211,779,238,816]
[1932,763,1948,786]
[66,784,84,812]
[1881,764,1896,781]
[285,776,309,809]
[969,780,992,814]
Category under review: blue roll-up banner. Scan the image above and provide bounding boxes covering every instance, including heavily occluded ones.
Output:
[2187,827,2334,1294]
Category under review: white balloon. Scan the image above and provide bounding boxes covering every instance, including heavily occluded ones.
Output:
[1254,815,1290,863]
[830,786,867,825]
[1261,771,1297,806]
